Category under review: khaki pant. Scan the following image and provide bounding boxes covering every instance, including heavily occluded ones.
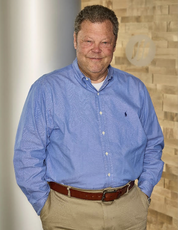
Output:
[40,184,150,230]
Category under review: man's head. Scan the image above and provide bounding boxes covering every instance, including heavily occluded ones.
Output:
[74,5,119,40]
[74,5,119,83]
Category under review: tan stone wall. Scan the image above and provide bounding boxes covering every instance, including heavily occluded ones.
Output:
[81,1,178,229]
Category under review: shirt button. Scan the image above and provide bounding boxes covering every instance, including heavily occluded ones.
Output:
[105,152,108,156]
[100,111,102,115]
[108,173,111,177]
[86,78,88,80]
[97,93,99,96]
[102,131,105,135]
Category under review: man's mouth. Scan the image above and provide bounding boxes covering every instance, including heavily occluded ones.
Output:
[88,57,102,60]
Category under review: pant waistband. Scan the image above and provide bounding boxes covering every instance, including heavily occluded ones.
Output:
[49,181,134,202]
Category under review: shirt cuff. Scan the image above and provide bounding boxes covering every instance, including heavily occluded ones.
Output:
[138,180,154,198]
[33,190,50,215]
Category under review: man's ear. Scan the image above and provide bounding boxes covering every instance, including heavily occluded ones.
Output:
[73,32,77,49]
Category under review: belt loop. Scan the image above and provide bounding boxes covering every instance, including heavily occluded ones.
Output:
[67,186,71,197]
[126,182,131,195]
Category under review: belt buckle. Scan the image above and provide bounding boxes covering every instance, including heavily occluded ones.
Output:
[102,189,117,202]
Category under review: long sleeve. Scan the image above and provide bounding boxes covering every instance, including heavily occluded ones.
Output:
[13,80,51,215]
[138,84,164,197]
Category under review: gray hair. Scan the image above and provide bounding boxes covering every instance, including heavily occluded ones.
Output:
[74,5,119,39]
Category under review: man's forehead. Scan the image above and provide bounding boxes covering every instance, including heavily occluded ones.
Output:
[79,20,114,32]
[77,21,114,38]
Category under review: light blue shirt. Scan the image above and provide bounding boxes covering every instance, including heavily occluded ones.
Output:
[14,58,164,215]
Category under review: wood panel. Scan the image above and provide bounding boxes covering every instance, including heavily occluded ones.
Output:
[81,0,178,229]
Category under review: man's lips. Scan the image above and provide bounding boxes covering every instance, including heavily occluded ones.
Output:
[88,57,103,60]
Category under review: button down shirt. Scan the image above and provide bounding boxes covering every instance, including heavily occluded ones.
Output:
[14,58,164,215]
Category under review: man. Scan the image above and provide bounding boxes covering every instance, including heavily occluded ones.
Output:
[14,5,164,230]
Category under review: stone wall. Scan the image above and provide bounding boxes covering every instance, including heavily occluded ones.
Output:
[81,0,178,229]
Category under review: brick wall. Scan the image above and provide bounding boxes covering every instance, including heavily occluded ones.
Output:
[81,0,178,229]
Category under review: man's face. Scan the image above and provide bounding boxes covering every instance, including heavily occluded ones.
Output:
[73,20,116,82]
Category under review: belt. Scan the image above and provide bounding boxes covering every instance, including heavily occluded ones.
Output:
[49,181,134,202]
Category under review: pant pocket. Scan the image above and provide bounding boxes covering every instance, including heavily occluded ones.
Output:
[40,189,75,230]
[113,185,148,229]
[40,191,51,222]
[136,186,150,210]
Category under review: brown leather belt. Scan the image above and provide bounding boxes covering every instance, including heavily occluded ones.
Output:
[49,181,134,202]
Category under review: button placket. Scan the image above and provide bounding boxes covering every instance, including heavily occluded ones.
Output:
[96,91,112,184]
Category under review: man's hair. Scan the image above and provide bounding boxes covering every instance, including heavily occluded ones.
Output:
[74,5,119,38]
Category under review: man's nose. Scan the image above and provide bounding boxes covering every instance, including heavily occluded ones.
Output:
[91,43,101,52]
